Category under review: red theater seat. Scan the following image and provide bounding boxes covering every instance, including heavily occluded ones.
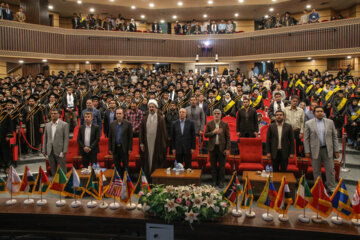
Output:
[237,138,264,172]
[108,138,140,172]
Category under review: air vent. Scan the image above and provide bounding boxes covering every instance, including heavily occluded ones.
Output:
[320,1,329,5]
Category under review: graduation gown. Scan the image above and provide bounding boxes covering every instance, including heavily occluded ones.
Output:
[0,110,14,169]
[22,105,45,148]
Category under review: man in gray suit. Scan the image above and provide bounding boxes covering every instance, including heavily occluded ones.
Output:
[185,97,205,136]
[304,106,339,193]
[42,109,69,175]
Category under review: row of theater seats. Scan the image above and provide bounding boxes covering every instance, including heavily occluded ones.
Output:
[45,135,341,182]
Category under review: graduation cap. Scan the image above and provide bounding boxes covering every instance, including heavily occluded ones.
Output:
[118,92,125,96]
[122,82,130,87]
[148,91,156,95]
[134,89,141,93]
[176,89,184,93]
[337,90,344,94]
[106,93,114,98]
[115,86,122,90]
[80,81,87,86]
[28,94,39,101]
[91,95,100,101]
[253,86,260,91]
[48,93,59,99]
[207,89,215,95]
[4,99,14,105]
[129,84,135,89]
[168,82,175,87]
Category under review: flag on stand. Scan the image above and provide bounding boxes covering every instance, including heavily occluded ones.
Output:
[86,167,105,200]
[274,176,293,214]
[133,169,151,198]
[33,166,50,194]
[308,177,333,218]
[223,171,242,206]
[257,176,277,210]
[352,180,360,219]
[105,168,123,199]
[330,178,353,220]
[0,177,6,193]
[49,166,68,194]
[120,171,134,204]
[62,167,85,198]
[240,175,254,209]
[6,166,21,194]
[19,166,35,193]
[294,175,312,209]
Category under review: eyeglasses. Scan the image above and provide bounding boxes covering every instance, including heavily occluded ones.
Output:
[214,112,221,115]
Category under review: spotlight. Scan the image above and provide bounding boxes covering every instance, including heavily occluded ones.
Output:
[141,15,145,19]
[119,60,123,63]
[264,15,269,19]
[234,13,239,17]
[204,41,210,47]
[85,61,90,64]
[131,5,136,9]
[269,8,274,12]
[77,1,82,4]
[149,3,154,8]
[172,15,177,19]
[19,60,24,64]
[307,57,312,60]
[178,1,183,6]
[196,54,199,62]
[203,14,208,18]
[90,8,95,13]
[160,19,165,23]
[42,59,47,62]
[306,4,311,9]
[238,0,244,2]
[48,5,53,10]
[215,54,218,62]
[208,0,213,4]
[347,56,352,59]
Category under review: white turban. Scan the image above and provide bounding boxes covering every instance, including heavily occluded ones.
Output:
[148,99,158,108]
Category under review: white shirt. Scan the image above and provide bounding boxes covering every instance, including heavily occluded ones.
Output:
[150,112,157,122]
[67,93,74,108]
[85,124,91,147]
[51,119,59,142]
[215,120,220,145]
[277,122,283,149]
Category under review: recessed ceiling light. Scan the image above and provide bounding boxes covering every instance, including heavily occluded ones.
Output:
[77,0,82,4]
[131,5,136,9]
[272,0,276,2]
[172,15,177,19]
[306,4,311,9]
[264,15,269,19]
[160,19,165,23]
[347,56,352,59]
[119,60,122,63]
[85,61,90,64]
[149,3,155,7]
[109,0,115,2]
[156,62,160,65]
[307,57,312,60]
[267,60,271,63]
[234,13,239,17]
[203,14,208,18]
[178,1,183,6]
[89,8,95,13]
[48,5,53,10]
[269,8,274,12]
[141,15,145,19]
[42,59,47,62]
[19,60,24,64]
[238,0,244,2]
[208,0,213,4]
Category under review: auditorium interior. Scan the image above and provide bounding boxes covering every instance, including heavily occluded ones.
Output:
[0,0,360,239]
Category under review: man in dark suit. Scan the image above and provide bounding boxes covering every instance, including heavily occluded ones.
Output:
[152,20,161,33]
[171,108,196,169]
[77,112,101,168]
[236,98,258,138]
[71,13,79,29]
[204,109,230,187]
[266,110,295,172]
[103,99,117,137]
[109,108,133,174]
[62,85,78,133]
[2,4,13,20]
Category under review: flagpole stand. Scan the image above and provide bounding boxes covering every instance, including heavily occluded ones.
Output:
[109,202,120,210]
[298,215,310,223]
[70,200,81,208]
[6,199,17,206]
[351,218,360,226]
[24,199,34,205]
[36,199,47,206]
[56,200,66,207]
[126,202,137,210]
[245,210,256,218]
[311,215,322,223]
[262,210,273,221]
[278,214,289,222]
[231,209,242,217]
[87,200,98,208]
[99,201,108,209]
[137,203,143,210]
[331,216,343,225]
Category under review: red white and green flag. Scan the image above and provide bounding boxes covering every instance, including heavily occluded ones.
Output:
[19,166,36,193]
[133,169,151,198]
[240,175,254,209]
[275,176,293,214]
[294,175,313,209]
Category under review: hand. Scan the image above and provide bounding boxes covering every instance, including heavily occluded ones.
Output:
[254,132,258,138]
[266,153,271,159]
[224,150,230,156]
[213,129,219,135]
[84,147,90,153]
[39,128,43,134]
[43,152,47,157]
[191,149,195,154]
[334,152,340,159]
[218,128,223,134]
[23,129,26,134]
[199,131,203,135]
[140,145,145,152]
[109,150,112,155]
[128,150,132,155]
[236,132,240,137]
[305,153,311,158]
[172,149,176,155]
[59,152,64,158]
[299,133,304,139]
[5,137,10,141]
[289,154,294,159]
[352,122,357,126]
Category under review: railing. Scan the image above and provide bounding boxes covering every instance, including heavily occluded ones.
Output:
[1,18,360,62]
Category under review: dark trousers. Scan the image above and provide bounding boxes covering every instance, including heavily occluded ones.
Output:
[242,131,256,138]
[294,129,304,157]
[209,145,225,183]
[272,150,288,172]
[0,141,11,170]
[82,151,97,168]
[114,144,129,174]
[176,152,192,169]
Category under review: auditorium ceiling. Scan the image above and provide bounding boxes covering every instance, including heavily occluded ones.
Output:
[6,0,360,21]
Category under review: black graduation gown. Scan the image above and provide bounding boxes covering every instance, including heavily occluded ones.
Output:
[22,105,45,148]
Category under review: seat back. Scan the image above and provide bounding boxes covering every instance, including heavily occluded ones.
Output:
[238,138,262,163]
[129,138,139,161]
[260,125,269,143]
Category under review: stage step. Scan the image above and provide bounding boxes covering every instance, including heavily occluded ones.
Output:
[19,153,46,165]
[0,161,46,178]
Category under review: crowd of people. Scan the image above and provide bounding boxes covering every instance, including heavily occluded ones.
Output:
[0,64,359,190]
[0,3,25,22]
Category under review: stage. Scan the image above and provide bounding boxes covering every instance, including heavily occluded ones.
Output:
[0,198,359,240]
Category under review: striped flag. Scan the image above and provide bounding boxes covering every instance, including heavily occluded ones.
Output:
[62,167,85,198]
[330,178,353,220]
[352,180,360,219]
[19,166,35,193]
[294,175,312,209]
[274,176,293,214]
[6,166,21,194]
[33,166,50,194]
[86,167,103,200]
[49,166,68,194]
[105,168,123,199]
[0,176,6,193]
[223,171,241,206]
[240,175,254,209]
[133,169,151,198]
[308,177,333,218]
[120,171,134,204]
[257,176,277,210]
